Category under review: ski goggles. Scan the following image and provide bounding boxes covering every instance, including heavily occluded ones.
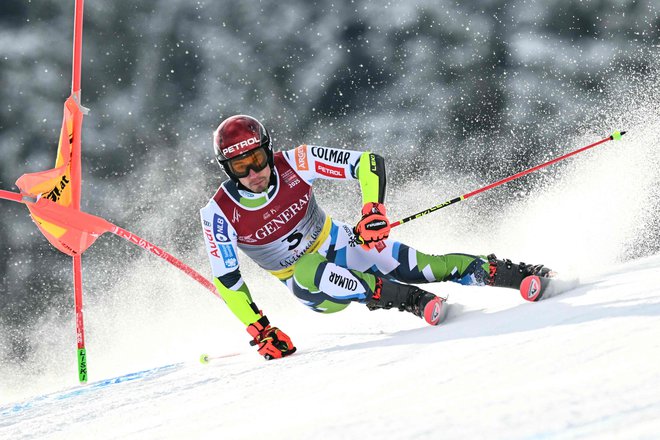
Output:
[226,147,269,178]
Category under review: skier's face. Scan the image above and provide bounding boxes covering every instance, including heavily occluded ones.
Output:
[238,164,271,193]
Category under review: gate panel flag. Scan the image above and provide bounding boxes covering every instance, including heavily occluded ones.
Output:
[15,95,85,255]
[27,198,112,256]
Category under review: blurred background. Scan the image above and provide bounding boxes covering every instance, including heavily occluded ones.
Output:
[1,0,659,398]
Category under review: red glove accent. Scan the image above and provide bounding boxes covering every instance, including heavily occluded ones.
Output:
[246,316,296,360]
[355,202,391,250]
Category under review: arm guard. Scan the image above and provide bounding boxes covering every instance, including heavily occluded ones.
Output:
[357,152,386,204]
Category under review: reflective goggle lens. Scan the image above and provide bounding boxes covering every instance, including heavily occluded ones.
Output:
[227,147,269,178]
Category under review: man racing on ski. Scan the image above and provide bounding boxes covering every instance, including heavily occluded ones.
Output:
[200,115,552,360]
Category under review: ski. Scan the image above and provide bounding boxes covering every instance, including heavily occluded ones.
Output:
[424,296,450,325]
[520,275,579,302]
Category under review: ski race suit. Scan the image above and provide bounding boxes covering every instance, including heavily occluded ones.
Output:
[200,145,492,326]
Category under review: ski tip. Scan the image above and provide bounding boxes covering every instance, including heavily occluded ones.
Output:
[520,275,543,302]
[424,296,448,326]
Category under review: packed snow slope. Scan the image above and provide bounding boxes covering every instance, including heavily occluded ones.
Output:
[1,253,659,439]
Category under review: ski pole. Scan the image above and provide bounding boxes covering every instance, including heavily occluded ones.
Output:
[391,131,626,228]
[110,226,219,297]
[0,189,27,203]
[199,352,242,364]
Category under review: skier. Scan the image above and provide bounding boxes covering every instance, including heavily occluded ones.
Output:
[200,115,552,360]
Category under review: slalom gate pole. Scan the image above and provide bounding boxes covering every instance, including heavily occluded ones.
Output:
[73,255,86,382]
[70,0,87,384]
[390,131,626,228]
[0,190,25,203]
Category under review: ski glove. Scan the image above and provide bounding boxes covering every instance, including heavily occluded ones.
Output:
[355,202,391,250]
[246,316,296,360]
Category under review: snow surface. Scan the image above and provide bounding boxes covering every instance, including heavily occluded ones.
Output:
[1,254,659,439]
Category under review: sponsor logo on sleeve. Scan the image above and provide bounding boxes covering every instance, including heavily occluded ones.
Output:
[206,217,238,267]
[213,214,230,243]
[310,147,350,165]
[203,228,220,258]
[294,145,309,171]
[315,162,346,178]
[219,244,238,268]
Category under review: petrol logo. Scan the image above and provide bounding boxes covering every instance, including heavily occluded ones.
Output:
[315,162,346,178]
[222,136,259,156]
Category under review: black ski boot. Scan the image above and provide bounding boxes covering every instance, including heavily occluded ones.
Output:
[366,277,447,325]
[487,254,554,290]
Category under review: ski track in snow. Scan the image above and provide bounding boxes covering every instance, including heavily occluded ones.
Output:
[1,256,659,439]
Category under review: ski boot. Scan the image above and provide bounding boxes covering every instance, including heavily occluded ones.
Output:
[366,277,447,325]
[486,253,554,290]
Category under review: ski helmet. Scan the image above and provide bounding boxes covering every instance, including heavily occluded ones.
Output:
[213,115,273,181]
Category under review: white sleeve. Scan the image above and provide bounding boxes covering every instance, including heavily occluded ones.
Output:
[282,145,363,184]
[200,200,240,280]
